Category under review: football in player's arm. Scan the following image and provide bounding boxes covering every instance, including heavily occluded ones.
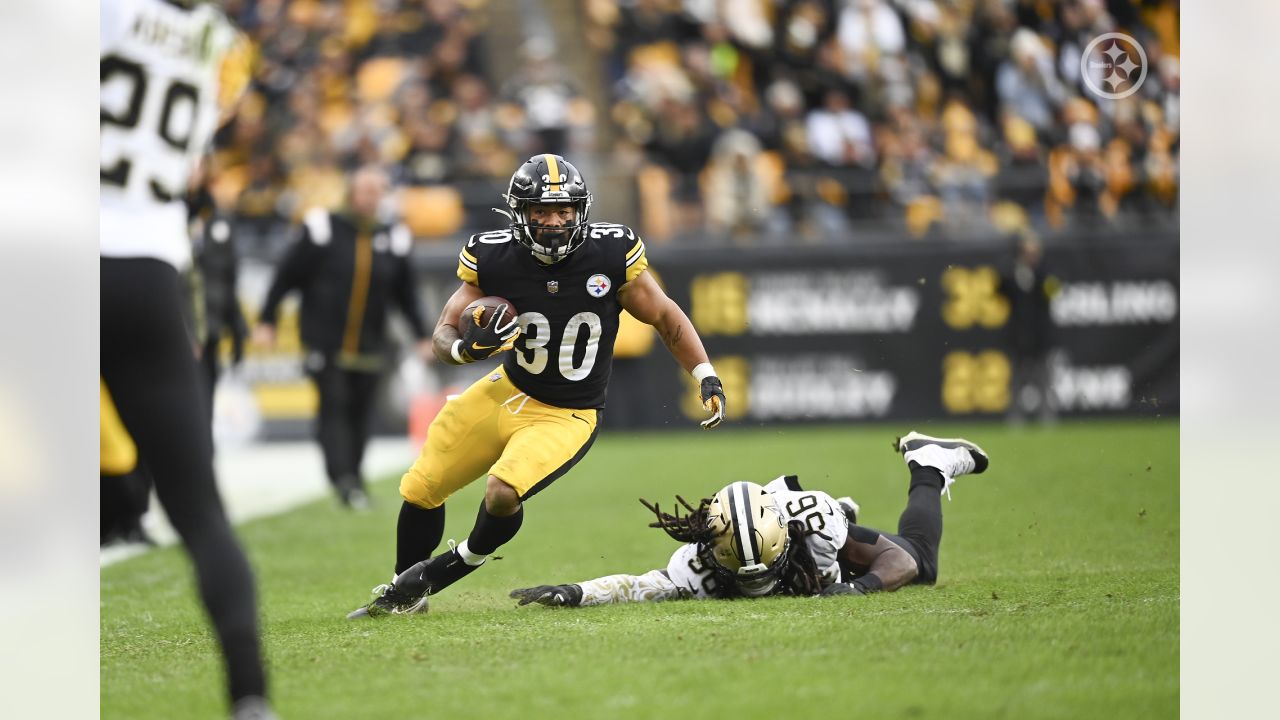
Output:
[350,154,726,618]
[510,432,991,607]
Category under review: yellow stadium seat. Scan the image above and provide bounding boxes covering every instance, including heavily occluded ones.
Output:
[401,186,464,239]
[356,57,407,104]
[636,164,673,243]
[756,150,790,205]
[905,195,943,239]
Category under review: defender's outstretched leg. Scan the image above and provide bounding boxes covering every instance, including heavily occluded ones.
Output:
[889,431,989,584]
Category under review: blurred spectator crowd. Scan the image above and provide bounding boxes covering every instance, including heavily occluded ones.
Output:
[585,0,1179,243]
[207,0,1179,252]
[211,0,575,255]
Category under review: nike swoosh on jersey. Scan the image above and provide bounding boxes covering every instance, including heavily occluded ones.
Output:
[471,343,496,350]
[571,413,590,424]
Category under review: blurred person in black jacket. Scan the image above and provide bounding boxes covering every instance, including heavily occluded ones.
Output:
[195,213,249,415]
[188,182,250,419]
[254,166,432,508]
[999,235,1057,424]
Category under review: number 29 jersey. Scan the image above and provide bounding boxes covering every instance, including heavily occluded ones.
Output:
[456,223,648,409]
[100,0,244,270]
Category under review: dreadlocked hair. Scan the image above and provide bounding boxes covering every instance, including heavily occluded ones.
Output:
[639,496,717,544]
[638,497,827,598]
[777,521,824,597]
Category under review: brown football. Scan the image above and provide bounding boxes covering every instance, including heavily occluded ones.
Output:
[460,296,518,332]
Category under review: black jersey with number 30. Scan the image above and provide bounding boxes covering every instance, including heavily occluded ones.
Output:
[456,222,649,409]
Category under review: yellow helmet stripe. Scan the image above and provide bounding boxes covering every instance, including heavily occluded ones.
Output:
[545,154,562,192]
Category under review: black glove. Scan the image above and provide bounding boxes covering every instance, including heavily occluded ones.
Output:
[509,584,583,607]
[459,304,520,362]
[699,376,726,429]
[820,582,866,597]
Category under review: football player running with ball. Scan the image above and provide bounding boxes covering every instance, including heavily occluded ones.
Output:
[510,432,988,605]
[349,154,727,618]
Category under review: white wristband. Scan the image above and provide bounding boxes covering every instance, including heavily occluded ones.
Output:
[691,362,717,382]
[450,339,466,363]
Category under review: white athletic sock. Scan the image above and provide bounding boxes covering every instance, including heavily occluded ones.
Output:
[456,539,488,567]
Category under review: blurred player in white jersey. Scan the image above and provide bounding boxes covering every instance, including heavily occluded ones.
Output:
[510,432,990,606]
[100,1,271,717]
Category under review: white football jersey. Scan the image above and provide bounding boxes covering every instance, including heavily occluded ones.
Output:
[665,476,850,598]
[100,0,241,269]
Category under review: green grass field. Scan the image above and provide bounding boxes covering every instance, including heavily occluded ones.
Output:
[101,420,1178,719]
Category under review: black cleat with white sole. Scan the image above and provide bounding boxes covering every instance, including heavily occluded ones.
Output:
[895,431,989,474]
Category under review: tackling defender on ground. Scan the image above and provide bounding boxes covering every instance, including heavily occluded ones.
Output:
[349,154,726,618]
[510,432,989,606]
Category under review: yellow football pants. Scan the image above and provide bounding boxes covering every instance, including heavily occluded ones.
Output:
[400,369,599,509]
[100,378,138,476]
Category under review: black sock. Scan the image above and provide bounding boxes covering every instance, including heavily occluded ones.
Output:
[896,461,945,574]
[466,500,524,556]
[396,502,445,575]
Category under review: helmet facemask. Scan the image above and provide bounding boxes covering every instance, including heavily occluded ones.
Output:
[510,198,591,264]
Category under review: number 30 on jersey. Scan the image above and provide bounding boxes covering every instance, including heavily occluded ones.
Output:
[516,312,602,381]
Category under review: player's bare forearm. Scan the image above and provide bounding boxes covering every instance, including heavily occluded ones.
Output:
[864,543,919,591]
[434,281,486,364]
[839,532,919,592]
[432,324,463,365]
[653,302,710,372]
[618,271,709,372]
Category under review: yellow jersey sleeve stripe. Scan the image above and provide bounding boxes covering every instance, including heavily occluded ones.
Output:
[625,251,649,283]
[459,250,478,271]
[461,248,478,264]
[625,240,647,267]
[457,262,479,285]
[625,238,644,260]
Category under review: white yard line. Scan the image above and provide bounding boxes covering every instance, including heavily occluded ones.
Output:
[100,438,414,567]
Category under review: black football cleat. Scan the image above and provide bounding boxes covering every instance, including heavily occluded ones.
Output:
[347,581,428,619]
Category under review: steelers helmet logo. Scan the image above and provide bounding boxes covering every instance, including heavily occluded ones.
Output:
[1080,33,1148,100]
[586,274,611,298]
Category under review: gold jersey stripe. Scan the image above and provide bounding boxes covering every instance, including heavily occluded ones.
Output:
[461,248,478,264]
[625,251,649,283]
[545,154,561,191]
[342,232,373,355]
[457,262,479,285]
[626,238,644,260]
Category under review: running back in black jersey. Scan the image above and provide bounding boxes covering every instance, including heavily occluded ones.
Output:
[456,222,648,409]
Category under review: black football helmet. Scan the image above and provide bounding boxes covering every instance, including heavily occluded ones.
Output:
[501,154,593,264]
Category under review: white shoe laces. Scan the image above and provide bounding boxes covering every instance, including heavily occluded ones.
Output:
[501,391,530,415]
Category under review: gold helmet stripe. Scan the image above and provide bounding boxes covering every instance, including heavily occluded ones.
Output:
[545,154,562,192]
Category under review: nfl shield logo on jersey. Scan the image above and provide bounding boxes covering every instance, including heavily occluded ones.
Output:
[546,280,559,294]
[586,274,611,298]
